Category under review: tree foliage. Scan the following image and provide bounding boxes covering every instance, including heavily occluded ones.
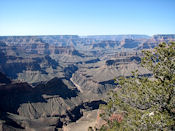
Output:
[100,42,175,130]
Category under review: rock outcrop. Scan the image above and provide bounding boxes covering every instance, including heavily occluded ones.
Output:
[0,74,106,130]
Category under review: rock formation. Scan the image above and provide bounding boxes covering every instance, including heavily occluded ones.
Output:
[0,34,174,130]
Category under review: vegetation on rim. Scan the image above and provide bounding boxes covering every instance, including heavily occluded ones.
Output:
[98,42,175,130]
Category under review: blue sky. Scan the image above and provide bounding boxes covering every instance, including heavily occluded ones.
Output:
[0,0,175,36]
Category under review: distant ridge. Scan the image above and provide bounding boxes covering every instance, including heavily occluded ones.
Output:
[152,34,175,40]
[81,35,151,41]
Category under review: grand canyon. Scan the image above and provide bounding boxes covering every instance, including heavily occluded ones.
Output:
[0,34,174,130]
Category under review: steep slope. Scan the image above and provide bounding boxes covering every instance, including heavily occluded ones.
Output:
[0,74,106,130]
[0,72,11,84]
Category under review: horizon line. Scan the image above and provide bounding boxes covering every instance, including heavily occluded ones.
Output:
[0,34,175,37]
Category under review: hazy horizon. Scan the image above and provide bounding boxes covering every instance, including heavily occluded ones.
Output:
[0,34,175,37]
[1,0,175,36]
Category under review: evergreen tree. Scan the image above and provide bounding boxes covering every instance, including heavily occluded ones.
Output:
[100,42,175,130]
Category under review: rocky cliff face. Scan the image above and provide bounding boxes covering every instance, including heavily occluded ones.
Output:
[0,77,79,116]
[0,74,106,130]
[71,73,108,94]
[1,35,174,54]
[91,40,120,49]
[138,34,175,49]
[0,36,83,56]
[105,56,141,66]
[121,39,141,48]
[0,38,84,82]
[0,52,59,80]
